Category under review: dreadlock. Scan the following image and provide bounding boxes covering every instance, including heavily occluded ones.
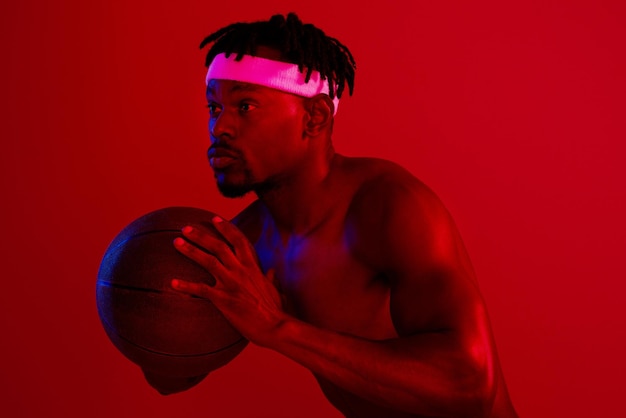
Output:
[199,13,356,100]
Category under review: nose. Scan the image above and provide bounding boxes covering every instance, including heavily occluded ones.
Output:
[209,110,235,142]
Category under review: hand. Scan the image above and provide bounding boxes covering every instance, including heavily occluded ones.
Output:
[171,216,287,347]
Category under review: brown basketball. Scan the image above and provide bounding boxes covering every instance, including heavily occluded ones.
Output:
[96,207,247,377]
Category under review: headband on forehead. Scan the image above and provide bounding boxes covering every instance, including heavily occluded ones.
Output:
[206,53,340,115]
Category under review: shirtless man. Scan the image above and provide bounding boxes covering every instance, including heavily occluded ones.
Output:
[146,13,519,417]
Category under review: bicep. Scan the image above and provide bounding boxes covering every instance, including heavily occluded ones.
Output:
[385,211,496,391]
[348,171,489,339]
[383,189,497,382]
[362,177,484,339]
[348,172,497,399]
[389,262,486,341]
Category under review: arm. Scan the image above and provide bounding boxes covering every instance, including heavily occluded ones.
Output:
[269,311,493,417]
[172,177,497,416]
[272,177,495,416]
[319,174,496,415]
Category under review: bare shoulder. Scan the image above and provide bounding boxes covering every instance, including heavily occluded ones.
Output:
[343,156,459,272]
[342,157,483,334]
[342,156,444,211]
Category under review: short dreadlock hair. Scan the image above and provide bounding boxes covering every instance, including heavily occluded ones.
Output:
[199,13,356,100]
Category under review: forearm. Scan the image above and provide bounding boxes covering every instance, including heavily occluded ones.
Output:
[266,317,493,417]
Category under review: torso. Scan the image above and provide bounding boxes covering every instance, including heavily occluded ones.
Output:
[233,155,517,418]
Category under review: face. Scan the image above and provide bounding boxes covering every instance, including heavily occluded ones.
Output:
[206,78,308,198]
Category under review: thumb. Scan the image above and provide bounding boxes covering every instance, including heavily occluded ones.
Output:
[266,269,288,309]
[266,268,278,287]
[266,269,284,293]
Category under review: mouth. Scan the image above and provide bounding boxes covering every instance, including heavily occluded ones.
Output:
[208,147,239,170]
[209,156,237,170]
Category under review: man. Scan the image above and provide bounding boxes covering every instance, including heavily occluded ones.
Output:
[146,13,519,417]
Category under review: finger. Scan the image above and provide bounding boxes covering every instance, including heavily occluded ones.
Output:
[171,278,215,299]
[209,216,258,265]
[181,224,240,268]
[173,237,229,281]
[265,269,287,309]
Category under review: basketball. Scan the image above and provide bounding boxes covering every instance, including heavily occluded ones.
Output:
[96,207,247,378]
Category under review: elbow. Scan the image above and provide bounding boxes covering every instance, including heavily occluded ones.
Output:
[142,369,208,396]
[450,334,498,417]
[449,361,496,418]
[151,386,179,396]
[454,382,494,418]
[147,381,184,396]
[400,360,495,417]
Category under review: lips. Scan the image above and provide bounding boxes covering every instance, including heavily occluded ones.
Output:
[208,147,239,170]
[210,156,237,169]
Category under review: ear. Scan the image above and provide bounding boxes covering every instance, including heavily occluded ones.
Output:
[302,94,333,137]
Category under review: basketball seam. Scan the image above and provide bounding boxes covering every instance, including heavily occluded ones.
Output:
[98,312,246,357]
[96,280,207,298]
[97,280,161,294]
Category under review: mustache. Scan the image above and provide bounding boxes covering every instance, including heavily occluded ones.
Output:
[207,143,241,159]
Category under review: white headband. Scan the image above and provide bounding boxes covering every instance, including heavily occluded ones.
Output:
[206,53,340,115]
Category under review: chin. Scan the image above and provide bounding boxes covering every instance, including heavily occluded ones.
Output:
[216,181,254,198]
[212,169,251,198]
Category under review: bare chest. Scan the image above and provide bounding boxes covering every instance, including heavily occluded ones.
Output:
[254,228,397,340]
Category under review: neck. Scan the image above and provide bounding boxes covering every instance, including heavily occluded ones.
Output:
[256,145,339,237]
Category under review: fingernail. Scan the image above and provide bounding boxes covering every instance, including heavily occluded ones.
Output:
[182,225,193,234]
[171,279,180,288]
[212,216,223,223]
[173,237,185,246]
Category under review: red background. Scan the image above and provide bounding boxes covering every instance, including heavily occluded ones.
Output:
[2,0,625,416]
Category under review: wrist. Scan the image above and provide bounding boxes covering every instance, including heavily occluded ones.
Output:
[255,311,296,349]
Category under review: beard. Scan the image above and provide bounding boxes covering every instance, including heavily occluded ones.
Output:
[214,166,256,198]
[214,169,281,199]
[208,144,258,198]
[216,181,254,198]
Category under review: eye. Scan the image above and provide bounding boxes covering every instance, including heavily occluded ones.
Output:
[240,102,257,112]
[207,103,221,116]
